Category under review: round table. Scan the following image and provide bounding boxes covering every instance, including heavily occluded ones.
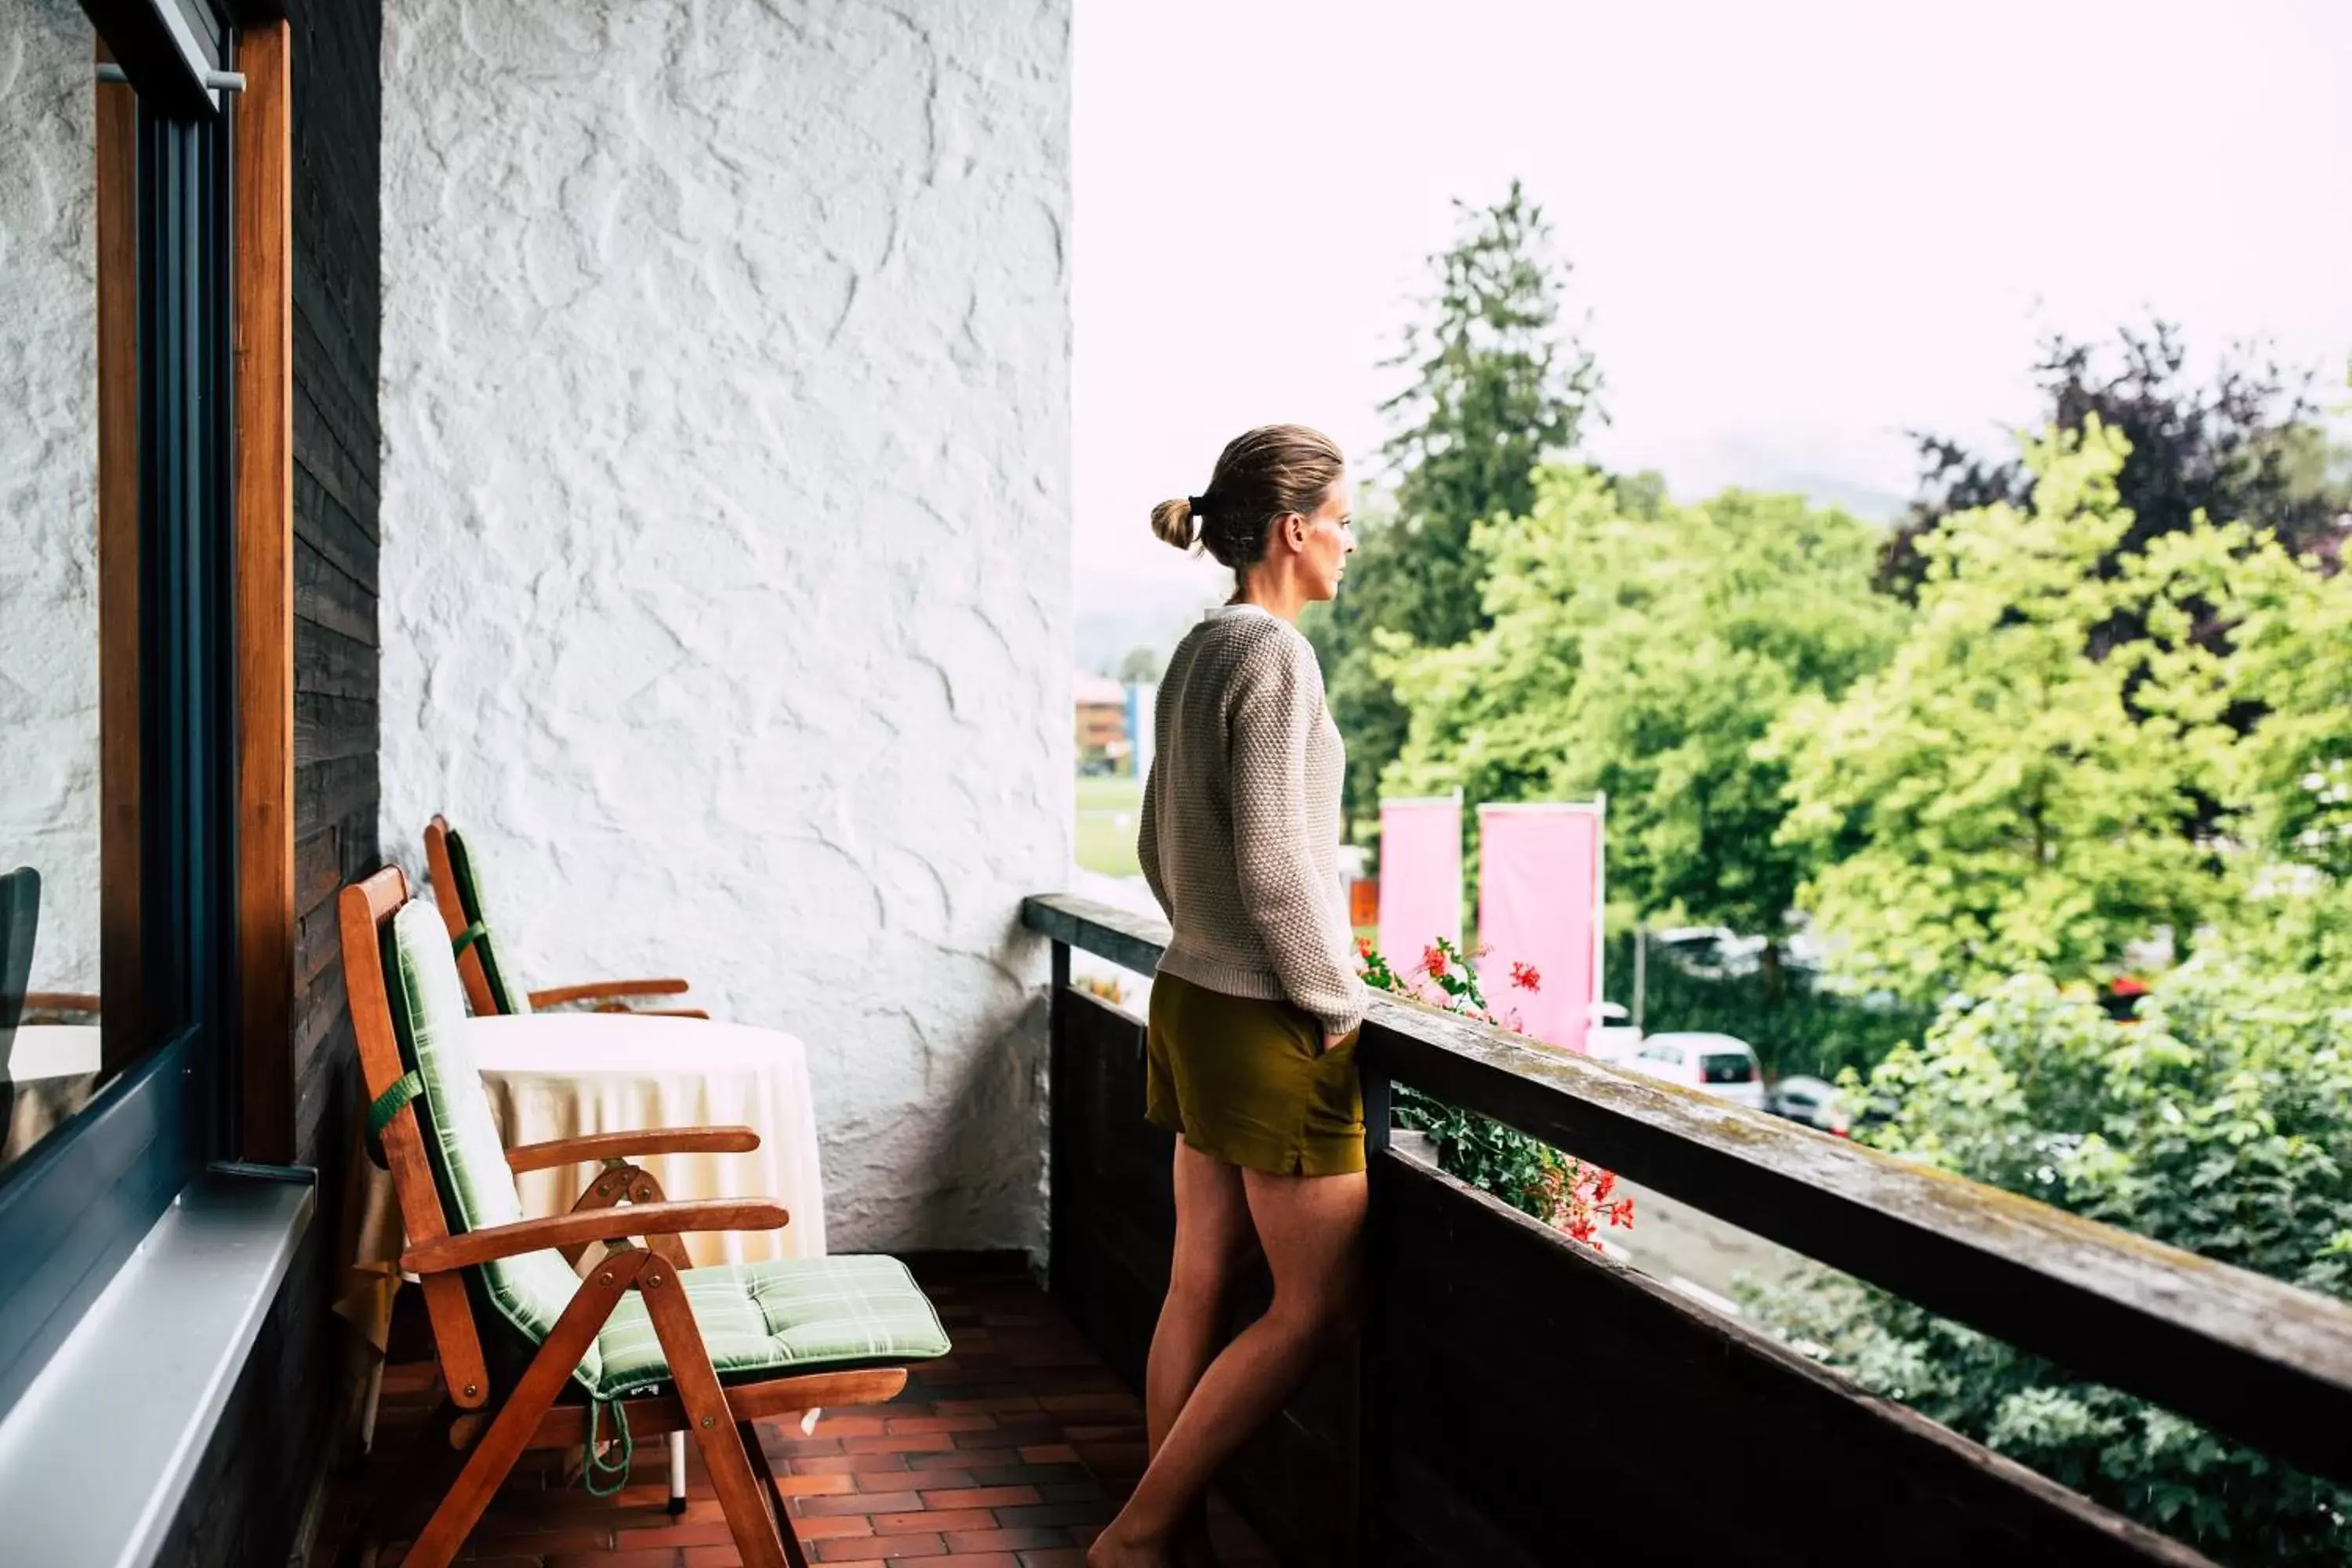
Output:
[472,1011,828,1265]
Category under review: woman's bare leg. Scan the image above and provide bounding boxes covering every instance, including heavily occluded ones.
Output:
[1145,1142,1258,1564]
[1089,1163,1367,1567]
[1145,1140,1254,1459]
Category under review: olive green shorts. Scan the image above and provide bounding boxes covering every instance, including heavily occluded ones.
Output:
[1145,971,1365,1177]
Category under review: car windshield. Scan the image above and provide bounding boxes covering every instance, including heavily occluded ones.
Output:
[1701,1051,1755,1084]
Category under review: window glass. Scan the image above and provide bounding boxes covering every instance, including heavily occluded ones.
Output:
[1,6,127,1176]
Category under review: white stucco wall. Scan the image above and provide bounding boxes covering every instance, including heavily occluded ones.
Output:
[0,2,100,996]
[379,0,1073,1254]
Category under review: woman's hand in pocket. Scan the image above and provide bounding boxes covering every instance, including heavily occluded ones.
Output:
[1320,1029,1354,1058]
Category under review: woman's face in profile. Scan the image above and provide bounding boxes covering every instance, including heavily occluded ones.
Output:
[1294,481,1356,602]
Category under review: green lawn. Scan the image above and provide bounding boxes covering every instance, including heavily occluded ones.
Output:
[1075,772,1144,876]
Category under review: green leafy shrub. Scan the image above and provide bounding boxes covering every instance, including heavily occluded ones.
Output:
[1743,960,2352,1565]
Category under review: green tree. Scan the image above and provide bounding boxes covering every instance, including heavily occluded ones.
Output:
[1379,466,1898,948]
[2209,506,2352,978]
[1882,320,2352,597]
[1769,421,2254,1000]
[1114,645,1163,685]
[1310,180,1602,829]
[1374,180,1602,649]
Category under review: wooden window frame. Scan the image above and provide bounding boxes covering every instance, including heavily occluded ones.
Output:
[232,16,295,1164]
[0,0,287,1419]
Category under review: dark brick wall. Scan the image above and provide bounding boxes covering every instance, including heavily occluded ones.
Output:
[165,3,382,1563]
[285,0,384,1173]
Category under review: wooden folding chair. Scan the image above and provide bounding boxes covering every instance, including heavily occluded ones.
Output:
[422,814,707,1019]
[337,867,950,1568]
[0,868,38,1063]
[423,811,717,1511]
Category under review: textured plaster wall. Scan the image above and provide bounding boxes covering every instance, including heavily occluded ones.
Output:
[380,0,1073,1254]
[0,2,98,995]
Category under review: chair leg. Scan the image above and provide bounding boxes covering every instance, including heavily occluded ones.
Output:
[403,1251,648,1568]
[637,1253,792,1568]
[669,1429,689,1515]
[742,1418,813,1568]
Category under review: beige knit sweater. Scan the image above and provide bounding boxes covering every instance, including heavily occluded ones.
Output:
[1138,604,1367,1036]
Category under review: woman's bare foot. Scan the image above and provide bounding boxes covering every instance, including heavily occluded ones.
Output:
[1087,1525,1173,1568]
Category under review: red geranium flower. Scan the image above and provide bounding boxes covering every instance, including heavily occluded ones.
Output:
[1422,944,1447,978]
[1509,960,1541,993]
[1356,935,1374,959]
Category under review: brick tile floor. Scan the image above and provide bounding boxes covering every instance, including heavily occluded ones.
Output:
[318,1256,1276,1568]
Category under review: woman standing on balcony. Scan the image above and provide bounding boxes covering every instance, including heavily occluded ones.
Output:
[1094,425,1367,1568]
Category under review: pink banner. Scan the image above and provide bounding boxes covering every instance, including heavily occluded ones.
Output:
[1377,797,1462,983]
[1477,803,1604,1054]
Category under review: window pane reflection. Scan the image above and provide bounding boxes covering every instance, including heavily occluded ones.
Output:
[1,5,113,1173]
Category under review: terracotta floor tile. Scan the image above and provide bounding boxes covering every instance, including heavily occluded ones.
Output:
[815,1534,947,1561]
[944,1526,1072,1552]
[862,1468,968,1492]
[872,1508,1000,1533]
[314,1260,1272,1568]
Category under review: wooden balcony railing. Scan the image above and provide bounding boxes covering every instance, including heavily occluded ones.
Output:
[1025,892,2352,1568]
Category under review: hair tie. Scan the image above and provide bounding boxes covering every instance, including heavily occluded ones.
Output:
[1188,493,1211,516]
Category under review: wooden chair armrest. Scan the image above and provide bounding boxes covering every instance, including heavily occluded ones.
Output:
[505,1125,760,1172]
[527,977,690,1007]
[401,1199,788,1275]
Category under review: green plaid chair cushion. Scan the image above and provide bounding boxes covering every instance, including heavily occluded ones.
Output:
[593,1254,951,1400]
[443,827,532,1015]
[387,900,603,1389]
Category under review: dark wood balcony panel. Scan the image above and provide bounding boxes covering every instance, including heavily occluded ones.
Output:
[1368,1151,2211,1568]
[1044,975,2207,1565]
[1024,892,2352,1490]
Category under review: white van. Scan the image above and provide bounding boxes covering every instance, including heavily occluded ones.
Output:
[1587,1001,1642,1062]
[1623,1031,1766,1109]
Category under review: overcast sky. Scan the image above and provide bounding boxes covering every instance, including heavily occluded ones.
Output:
[1071,0,2352,606]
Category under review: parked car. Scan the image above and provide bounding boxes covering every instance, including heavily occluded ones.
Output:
[1652,926,1768,980]
[1766,1073,1849,1135]
[1588,1000,1642,1062]
[1621,1031,1766,1109]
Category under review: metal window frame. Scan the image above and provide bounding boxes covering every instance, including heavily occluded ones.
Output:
[78,0,229,118]
[0,0,241,1421]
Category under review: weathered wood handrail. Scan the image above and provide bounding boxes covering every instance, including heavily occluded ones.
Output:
[1023,891,2352,1490]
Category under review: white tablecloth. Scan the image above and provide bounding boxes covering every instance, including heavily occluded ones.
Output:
[471,1012,828,1265]
[3,1025,103,1165]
